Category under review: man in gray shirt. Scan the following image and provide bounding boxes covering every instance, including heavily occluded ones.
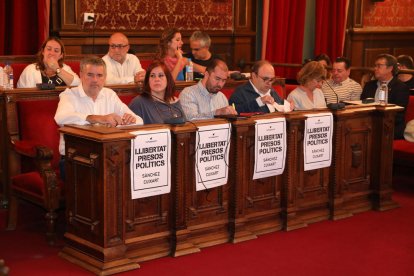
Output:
[179,59,237,120]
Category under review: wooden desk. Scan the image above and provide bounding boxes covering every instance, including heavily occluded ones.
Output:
[57,105,401,275]
[0,79,249,209]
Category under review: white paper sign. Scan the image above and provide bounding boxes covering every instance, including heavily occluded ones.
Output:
[195,123,231,191]
[130,129,171,199]
[303,113,333,171]
[253,118,287,180]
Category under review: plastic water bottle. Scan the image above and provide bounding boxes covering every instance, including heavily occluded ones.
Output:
[3,63,13,90]
[186,58,193,82]
[378,82,388,105]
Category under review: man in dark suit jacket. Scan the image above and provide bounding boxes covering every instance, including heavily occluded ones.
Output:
[361,54,410,139]
[229,60,289,114]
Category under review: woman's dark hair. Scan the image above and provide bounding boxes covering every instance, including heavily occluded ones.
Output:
[143,60,176,103]
[156,28,180,60]
[314,53,332,67]
[35,37,65,71]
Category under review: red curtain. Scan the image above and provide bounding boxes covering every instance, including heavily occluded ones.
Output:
[264,0,307,79]
[314,0,348,60]
[0,0,48,55]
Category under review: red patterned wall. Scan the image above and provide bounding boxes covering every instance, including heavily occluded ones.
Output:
[363,0,414,27]
[80,0,233,31]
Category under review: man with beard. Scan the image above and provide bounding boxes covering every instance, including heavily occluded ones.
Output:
[179,59,237,120]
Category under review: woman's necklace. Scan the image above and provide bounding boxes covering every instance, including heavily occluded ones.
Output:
[43,70,63,85]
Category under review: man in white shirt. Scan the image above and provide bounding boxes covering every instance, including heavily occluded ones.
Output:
[321,56,362,104]
[102,32,145,85]
[179,59,237,120]
[55,57,143,156]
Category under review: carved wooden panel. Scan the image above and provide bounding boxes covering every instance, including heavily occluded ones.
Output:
[341,116,372,194]
[79,0,233,31]
[394,48,414,59]
[363,0,414,27]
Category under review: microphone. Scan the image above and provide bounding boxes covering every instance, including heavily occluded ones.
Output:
[149,93,186,125]
[325,81,345,110]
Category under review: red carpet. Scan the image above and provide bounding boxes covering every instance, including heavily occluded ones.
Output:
[1,169,413,276]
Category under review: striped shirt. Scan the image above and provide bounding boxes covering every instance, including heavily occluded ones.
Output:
[322,78,362,104]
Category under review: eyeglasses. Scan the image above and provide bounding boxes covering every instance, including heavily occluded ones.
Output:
[257,75,275,83]
[109,44,129,49]
[374,63,388,68]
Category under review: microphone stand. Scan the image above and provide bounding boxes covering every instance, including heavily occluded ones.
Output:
[325,81,345,110]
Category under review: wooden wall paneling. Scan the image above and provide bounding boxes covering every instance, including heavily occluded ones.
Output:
[352,0,364,28]
[61,0,79,30]
[52,0,257,69]
[364,48,390,67]
[393,48,414,59]
[345,0,414,82]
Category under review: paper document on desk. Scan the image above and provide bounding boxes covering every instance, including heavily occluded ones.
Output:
[130,128,171,199]
[303,113,333,171]
[273,100,292,112]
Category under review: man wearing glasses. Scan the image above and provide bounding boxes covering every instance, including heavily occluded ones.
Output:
[229,60,292,113]
[361,54,409,139]
[184,31,221,80]
[102,32,145,85]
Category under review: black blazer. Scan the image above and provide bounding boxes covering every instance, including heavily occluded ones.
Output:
[229,81,284,113]
[361,77,409,139]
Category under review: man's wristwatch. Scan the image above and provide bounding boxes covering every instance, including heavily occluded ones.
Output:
[56,68,61,75]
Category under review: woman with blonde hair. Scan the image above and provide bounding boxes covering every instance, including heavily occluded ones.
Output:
[287,61,327,110]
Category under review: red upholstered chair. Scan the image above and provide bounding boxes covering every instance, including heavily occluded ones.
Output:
[393,95,414,167]
[273,85,284,98]
[285,84,298,96]
[7,98,63,245]
[10,63,29,88]
[119,94,137,105]
[140,59,153,71]
[221,87,235,100]
[65,61,80,76]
